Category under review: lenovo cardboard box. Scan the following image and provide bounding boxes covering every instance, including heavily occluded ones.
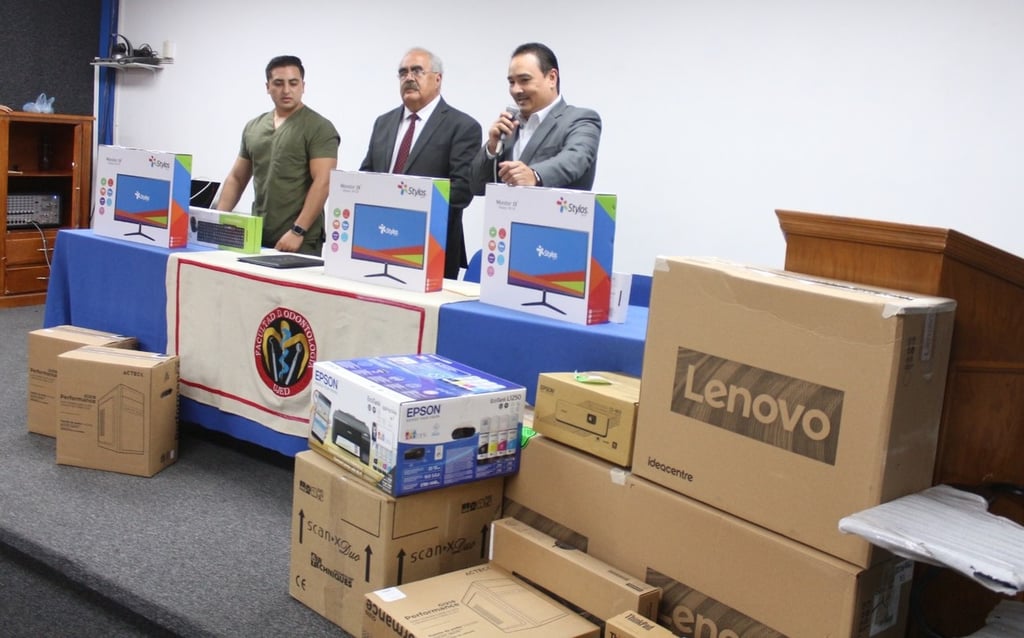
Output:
[324,170,449,292]
[28,325,137,437]
[363,562,600,638]
[479,183,616,325]
[632,257,956,568]
[93,145,192,248]
[489,517,660,624]
[605,611,676,638]
[56,346,179,477]
[289,451,503,636]
[505,437,914,638]
[309,354,525,496]
[187,206,262,253]
[533,371,640,467]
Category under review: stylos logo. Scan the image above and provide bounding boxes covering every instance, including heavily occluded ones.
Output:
[148,155,171,170]
[534,244,558,260]
[671,348,843,465]
[396,181,427,197]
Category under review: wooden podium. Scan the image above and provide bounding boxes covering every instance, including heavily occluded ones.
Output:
[776,209,1024,635]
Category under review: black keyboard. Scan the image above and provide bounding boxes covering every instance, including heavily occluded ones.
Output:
[196,220,247,248]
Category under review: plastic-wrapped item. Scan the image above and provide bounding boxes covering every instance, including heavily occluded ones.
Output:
[22,93,55,113]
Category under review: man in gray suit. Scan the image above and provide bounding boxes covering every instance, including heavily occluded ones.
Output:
[360,47,482,279]
[471,42,601,193]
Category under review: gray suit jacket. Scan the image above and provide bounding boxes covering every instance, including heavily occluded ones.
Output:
[360,98,481,278]
[471,100,601,194]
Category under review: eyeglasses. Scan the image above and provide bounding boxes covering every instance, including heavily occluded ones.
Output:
[397,66,435,79]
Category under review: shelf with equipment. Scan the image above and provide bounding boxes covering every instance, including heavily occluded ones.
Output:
[1,111,93,307]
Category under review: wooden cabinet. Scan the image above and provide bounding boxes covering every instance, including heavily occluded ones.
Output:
[776,209,1024,636]
[0,112,92,307]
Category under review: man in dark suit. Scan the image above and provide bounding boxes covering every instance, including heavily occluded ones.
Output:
[471,42,601,194]
[360,48,482,280]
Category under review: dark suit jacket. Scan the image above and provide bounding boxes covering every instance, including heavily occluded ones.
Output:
[471,100,601,194]
[360,98,482,279]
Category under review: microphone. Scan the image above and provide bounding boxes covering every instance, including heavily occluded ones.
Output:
[499,105,520,143]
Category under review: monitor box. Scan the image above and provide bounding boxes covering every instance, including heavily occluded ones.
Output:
[363,563,601,638]
[632,257,956,568]
[604,611,676,638]
[93,145,192,248]
[489,517,660,626]
[290,451,503,636]
[479,183,616,326]
[324,170,449,292]
[187,206,263,253]
[504,436,915,638]
[55,346,179,477]
[309,353,526,497]
[533,371,640,467]
[28,326,137,437]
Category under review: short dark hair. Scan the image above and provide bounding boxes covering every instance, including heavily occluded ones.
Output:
[512,42,559,91]
[266,55,304,80]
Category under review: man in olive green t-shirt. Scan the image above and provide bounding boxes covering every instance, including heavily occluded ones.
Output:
[217,55,340,255]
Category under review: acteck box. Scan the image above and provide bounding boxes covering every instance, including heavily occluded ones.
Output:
[290,451,503,636]
[605,611,676,638]
[187,206,263,253]
[309,354,526,496]
[93,145,192,248]
[631,257,956,568]
[479,183,616,325]
[533,371,640,467]
[324,170,449,292]
[505,436,915,638]
[489,517,660,624]
[28,326,137,437]
[363,563,600,638]
[56,346,179,477]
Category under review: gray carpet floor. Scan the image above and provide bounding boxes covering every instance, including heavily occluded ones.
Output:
[0,305,349,637]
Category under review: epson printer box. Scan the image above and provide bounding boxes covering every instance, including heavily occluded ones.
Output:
[309,353,525,496]
[479,184,616,325]
[324,170,449,292]
[93,145,191,248]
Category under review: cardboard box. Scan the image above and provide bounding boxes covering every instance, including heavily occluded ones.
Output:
[489,517,660,625]
[533,371,640,467]
[93,145,192,248]
[56,346,179,477]
[289,451,503,636]
[632,257,956,567]
[28,326,137,437]
[324,170,449,292]
[309,354,525,496]
[479,183,616,325]
[605,611,676,638]
[505,437,914,638]
[363,563,601,638]
[187,206,262,253]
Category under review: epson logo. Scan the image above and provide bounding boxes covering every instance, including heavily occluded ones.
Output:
[378,224,399,236]
[672,348,842,465]
[534,244,558,260]
[407,404,441,418]
[314,369,338,389]
[134,191,150,202]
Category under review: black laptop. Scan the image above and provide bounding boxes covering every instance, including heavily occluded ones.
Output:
[237,254,324,269]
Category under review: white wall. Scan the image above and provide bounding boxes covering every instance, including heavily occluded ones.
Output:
[113,0,1024,275]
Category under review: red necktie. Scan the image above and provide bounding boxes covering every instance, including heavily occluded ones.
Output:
[392,113,419,173]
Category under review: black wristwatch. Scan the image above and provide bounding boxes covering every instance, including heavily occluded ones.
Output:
[291,224,307,237]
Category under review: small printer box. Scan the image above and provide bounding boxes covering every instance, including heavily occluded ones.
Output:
[93,145,192,248]
[533,371,640,467]
[479,183,616,325]
[187,206,263,253]
[324,170,450,292]
[309,353,526,496]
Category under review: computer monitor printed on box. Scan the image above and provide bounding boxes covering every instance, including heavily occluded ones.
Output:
[324,170,448,292]
[481,184,616,325]
[93,145,191,248]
